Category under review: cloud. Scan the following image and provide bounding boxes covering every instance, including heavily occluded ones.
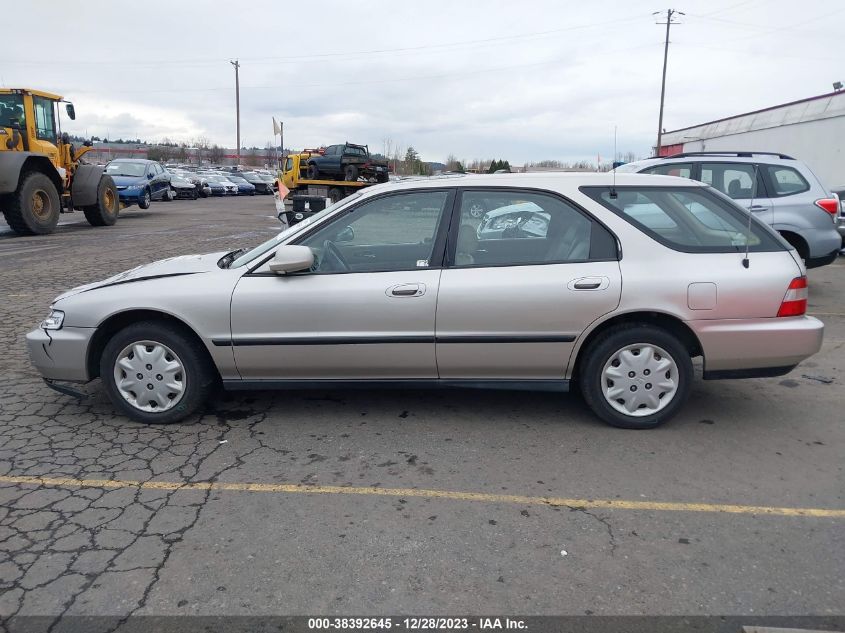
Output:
[4,0,842,164]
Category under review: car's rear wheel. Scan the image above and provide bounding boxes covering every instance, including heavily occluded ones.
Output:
[580,324,692,429]
[344,165,359,181]
[100,321,215,424]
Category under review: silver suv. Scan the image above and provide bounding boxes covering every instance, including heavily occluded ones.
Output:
[619,152,841,268]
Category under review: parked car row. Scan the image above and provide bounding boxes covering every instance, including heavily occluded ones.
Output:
[102,159,278,207]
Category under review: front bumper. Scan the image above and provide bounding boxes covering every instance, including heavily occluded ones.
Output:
[117,189,143,203]
[26,326,95,383]
[173,187,196,199]
[689,316,824,374]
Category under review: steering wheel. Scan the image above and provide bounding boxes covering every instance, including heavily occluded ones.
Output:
[321,239,350,272]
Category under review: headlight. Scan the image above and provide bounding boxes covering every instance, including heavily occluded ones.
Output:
[41,309,65,330]
[126,184,142,191]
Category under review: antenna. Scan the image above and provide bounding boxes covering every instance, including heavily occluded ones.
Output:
[609,126,618,199]
[742,164,758,269]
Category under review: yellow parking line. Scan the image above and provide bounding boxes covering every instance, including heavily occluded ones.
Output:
[1,474,843,518]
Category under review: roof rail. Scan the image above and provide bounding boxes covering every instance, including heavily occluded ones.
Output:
[662,151,795,160]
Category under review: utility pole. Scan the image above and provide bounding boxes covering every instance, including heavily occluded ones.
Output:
[654,9,683,156]
[230,59,241,166]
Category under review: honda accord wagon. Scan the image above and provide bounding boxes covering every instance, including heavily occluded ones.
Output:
[27,173,824,429]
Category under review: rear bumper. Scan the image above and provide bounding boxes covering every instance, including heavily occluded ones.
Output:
[689,316,824,374]
[26,326,94,383]
[805,248,839,269]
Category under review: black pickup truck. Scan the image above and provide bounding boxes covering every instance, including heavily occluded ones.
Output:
[305,143,389,182]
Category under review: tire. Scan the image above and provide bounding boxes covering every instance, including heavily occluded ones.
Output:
[306,163,319,180]
[2,171,61,235]
[376,173,388,183]
[344,165,359,181]
[328,187,344,204]
[83,176,119,227]
[198,186,208,198]
[579,324,692,429]
[100,321,215,424]
[138,188,151,209]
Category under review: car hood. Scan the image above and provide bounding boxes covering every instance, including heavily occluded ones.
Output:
[109,175,149,187]
[53,252,228,303]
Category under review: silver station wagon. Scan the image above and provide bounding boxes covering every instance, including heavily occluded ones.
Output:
[27,173,824,429]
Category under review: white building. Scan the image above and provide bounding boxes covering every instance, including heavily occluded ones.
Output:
[660,90,845,187]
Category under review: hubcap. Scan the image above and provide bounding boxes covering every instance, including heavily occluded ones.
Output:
[601,343,678,417]
[113,341,186,413]
[31,189,51,219]
[469,203,485,218]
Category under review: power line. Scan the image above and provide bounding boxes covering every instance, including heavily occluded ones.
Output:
[0,13,646,69]
[57,42,662,97]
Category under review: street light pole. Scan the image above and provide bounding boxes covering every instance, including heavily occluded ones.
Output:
[230,59,241,166]
[654,9,683,156]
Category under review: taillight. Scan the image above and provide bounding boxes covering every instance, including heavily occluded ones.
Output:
[814,198,839,215]
[777,276,808,317]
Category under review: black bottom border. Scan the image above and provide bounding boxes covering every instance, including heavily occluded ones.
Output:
[2,616,844,633]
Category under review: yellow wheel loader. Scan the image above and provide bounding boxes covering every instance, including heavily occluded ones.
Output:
[0,88,119,235]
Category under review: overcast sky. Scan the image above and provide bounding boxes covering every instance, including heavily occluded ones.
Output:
[3,0,843,164]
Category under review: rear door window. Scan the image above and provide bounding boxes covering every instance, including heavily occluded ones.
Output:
[451,190,617,267]
[764,165,810,197]
[700,163,760,200]
[581,186,786,253]
[642,163,693,178]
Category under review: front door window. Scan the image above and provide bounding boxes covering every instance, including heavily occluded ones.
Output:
[298,190,450,273]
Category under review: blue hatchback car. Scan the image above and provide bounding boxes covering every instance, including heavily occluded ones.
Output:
[105,159,171,208]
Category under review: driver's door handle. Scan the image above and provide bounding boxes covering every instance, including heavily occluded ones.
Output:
[387,283,425,298]
[748,205,768,211]
[354,251,377,259]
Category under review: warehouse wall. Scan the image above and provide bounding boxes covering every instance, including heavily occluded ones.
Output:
[678,116,845,188]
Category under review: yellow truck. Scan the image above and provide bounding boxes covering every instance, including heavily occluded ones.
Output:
[282,149,375,204]
[0,88,119,235]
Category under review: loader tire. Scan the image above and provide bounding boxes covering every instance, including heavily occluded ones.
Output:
[2,171,61,235]
[83,176,119,227]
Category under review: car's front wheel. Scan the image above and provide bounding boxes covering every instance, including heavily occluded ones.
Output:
[100,321,215,424]
[138,189,151,209]
[579,324,692,429]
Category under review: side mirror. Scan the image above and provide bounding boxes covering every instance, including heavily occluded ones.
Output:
[336,226,355,243]
[65,103,76,120]
[268,245,314,275]
[147,173,154,179]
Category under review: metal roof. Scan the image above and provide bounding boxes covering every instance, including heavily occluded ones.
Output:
[662,90,845,144]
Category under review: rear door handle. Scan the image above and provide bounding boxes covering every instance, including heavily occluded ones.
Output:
[748,205,768,211]
[387,283,425,297]
[568,276,610,291]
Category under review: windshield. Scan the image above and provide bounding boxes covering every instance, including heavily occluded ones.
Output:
[106,162,147,177]
[229,191,365,268]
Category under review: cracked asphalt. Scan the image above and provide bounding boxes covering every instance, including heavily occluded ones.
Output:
[0,197,843,622]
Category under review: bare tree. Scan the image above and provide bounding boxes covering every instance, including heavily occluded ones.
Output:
[208,144,226,165]
[192,136,211,166]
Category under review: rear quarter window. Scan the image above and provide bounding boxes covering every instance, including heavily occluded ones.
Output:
[764,165,810,197]
[580,186,786,254]
[641,163,693,179]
